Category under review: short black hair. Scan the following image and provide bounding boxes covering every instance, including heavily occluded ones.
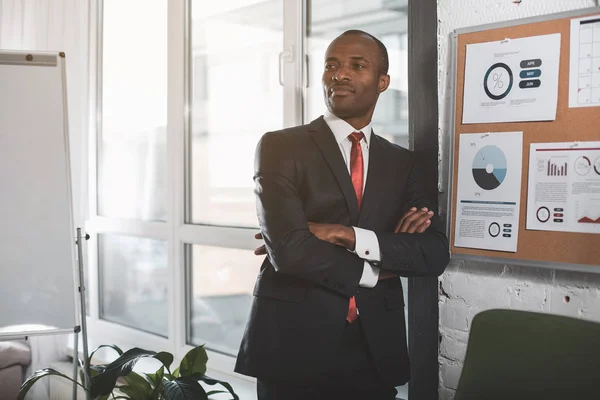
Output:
[340,29,389,75]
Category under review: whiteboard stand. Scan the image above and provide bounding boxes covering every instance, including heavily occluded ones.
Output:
[74,228,91,400]
[0,50,90,399]
[72,332,79,399]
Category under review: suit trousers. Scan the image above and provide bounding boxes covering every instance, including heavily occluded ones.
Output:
[256,317,398,400]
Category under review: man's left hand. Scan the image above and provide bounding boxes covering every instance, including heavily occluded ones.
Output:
[394,207,433,234]
[254,233,267,256]
[307,222,355,249]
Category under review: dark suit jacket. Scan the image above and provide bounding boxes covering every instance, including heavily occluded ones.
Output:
[235,116,449,387]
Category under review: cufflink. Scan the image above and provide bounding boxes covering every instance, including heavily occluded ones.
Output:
[367,260,381,267]
[365,250,370,256]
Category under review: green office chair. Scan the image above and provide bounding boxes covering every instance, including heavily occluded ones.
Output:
[453,309,600,400]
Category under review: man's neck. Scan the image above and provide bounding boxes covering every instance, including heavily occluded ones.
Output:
[342,117,371,131]
[329,111,374,131]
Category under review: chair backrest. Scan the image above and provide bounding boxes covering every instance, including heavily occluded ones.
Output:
[453,309,600,400]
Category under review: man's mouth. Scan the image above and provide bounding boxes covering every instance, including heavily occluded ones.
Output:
[329,86,354,96]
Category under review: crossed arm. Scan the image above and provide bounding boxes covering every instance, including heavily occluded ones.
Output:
[254,207,434,281]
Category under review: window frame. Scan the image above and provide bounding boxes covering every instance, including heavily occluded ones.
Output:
[86,0,305,379]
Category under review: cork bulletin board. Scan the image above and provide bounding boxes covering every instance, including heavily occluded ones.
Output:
[447,7,600,272]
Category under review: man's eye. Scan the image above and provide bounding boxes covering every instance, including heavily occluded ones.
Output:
[353,64,366,69]
[325,64,336,71]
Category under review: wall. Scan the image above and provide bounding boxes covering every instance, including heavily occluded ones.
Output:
[0,0,90,227]
[437,0,600,399]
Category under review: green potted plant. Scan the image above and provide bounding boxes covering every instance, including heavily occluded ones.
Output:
[19,344,239,400]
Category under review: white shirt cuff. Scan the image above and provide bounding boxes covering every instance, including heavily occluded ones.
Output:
[353,227,381,288]
[359,260,380,288]
[353,227,381,261]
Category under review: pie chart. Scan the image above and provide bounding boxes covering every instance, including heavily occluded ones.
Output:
[472,145,507,190]
[575,156,592,176]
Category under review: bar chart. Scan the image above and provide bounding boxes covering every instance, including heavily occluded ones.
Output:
[547,158,568,176]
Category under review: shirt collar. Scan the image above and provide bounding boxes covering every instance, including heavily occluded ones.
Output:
[323,111,372,148]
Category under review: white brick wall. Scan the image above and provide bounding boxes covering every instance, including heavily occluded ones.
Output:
[437,1,600,398]
[438,262,600,399]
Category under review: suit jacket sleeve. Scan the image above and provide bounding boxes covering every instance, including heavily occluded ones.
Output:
[375,155,450,277]
[254,131,364,298]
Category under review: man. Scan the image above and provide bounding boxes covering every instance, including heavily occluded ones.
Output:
[235,30,449,400]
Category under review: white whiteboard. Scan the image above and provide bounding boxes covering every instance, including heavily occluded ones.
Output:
[0,50,78,338]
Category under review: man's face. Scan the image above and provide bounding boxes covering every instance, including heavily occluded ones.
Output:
[322,33,389,120]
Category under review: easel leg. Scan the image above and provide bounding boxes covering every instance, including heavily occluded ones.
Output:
[76,228,91,400]
[72,331,79,399]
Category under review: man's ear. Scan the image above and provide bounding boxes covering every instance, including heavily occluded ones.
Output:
[378,74,390,93]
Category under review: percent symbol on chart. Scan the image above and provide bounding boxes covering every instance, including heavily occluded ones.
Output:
[492,72,504,89]
[484,62,513,100]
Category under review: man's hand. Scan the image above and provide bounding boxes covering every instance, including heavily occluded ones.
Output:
[394,207,434,234]
[307,222,355,249]
[254,232,267,256]
[379,207,435,281]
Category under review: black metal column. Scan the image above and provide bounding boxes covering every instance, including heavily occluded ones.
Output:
[407,0,440,399]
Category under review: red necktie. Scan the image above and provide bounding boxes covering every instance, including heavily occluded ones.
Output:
[346,131,364,323]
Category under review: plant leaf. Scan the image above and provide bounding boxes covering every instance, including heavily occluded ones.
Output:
[190,374,239,400]
[154,352,174,370]
[89,344,124,364]
[90,347,157,398]
[179,346,208,377]
[156,366,164,382]
[18,368,86,400]
[147,372,159,387]
[164,377,208,400]
[149,366,165,400]
[172,367,180,378]
[118,384,152,400]
[123,371,152,386]
[122,371,153,396]
[206,390,226,396]
[90,364,106,377]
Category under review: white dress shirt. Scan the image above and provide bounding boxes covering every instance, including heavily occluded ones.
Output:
[323,112,381,288]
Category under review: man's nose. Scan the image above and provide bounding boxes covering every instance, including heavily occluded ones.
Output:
[332,64,351,81]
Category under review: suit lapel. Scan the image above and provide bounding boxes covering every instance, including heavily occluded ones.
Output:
[309,117,360,224]
[358,133,388,227]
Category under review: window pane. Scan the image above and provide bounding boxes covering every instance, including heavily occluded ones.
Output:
[99,234,168,337]
[188,245,261,355]
[98,0,168,221]
[306,0,409,147]
[189,1,284,227]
